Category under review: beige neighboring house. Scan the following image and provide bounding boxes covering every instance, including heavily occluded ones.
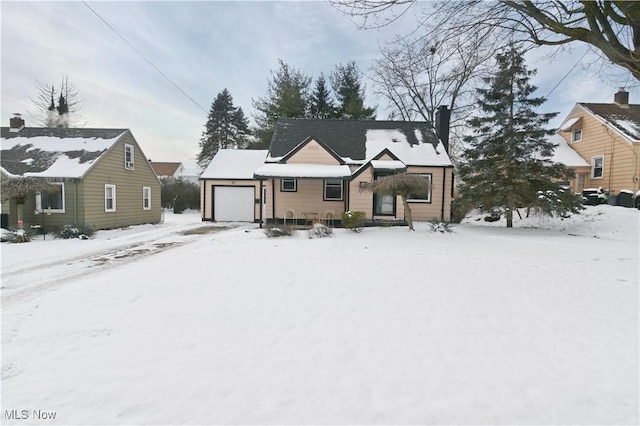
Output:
[1,114,162,231]
[149,161,184,178]
[556,88,640,199]
[201,115,454,225]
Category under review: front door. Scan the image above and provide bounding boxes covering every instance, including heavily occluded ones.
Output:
[373,172,395,216]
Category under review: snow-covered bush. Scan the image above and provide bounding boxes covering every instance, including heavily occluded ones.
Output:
[341,211,365,233]
[8,223,36,243]
[427,219,454,233]
[308,223,332,239]
[57,224,94,240]
[264,224,295,238]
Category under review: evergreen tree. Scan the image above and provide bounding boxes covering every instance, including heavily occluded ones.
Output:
[252,60,311,146]
[456,47,581,228]
[197,88,250,168]
[309,73,335,119]
[331,61,376,120]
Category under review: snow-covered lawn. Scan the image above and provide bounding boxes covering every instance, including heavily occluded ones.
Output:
[1,207,638,425]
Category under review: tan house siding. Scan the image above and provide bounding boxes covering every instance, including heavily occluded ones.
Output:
[273,178,345,220]
[285,139,341,165]
[83,133,161,229]
[349,167,375,217]
[405,166,453,221]
[560,108,640,195]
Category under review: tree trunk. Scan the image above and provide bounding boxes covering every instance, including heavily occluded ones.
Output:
[506,206,513,228]
[402,196,415,231]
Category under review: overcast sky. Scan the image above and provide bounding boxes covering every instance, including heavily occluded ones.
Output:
[2,1,637,170]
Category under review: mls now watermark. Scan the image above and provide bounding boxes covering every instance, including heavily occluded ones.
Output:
[4,409,57,421]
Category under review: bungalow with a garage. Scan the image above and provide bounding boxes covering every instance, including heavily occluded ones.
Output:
[200,112,454,225]
[1,114,162,231]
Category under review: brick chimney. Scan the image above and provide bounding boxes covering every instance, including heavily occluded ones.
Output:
[9,113,25,132]
[614,88,629,108]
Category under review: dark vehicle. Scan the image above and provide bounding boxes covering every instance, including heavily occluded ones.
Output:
[636,191,640,210]
[582,188,608,205]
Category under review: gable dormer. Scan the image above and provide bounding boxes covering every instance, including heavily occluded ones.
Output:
[278,136,344,165]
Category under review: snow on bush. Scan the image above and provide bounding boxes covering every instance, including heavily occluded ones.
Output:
[308,223,333,239]
[57,224,94,240]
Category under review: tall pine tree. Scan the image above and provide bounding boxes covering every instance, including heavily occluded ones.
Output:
[197,88,250,168]
[457,47,580,228]
[252,60,311,147]
[309,73,335,119]
[331,61,375,120]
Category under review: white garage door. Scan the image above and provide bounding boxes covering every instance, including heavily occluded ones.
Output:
[214,186,255,222]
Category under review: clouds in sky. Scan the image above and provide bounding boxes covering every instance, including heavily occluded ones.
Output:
[1,1,637,168]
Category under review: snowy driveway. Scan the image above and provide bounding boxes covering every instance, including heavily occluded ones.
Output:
[1,208,638,425]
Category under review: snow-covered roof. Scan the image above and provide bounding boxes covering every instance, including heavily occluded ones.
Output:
[0,128,126,178]
[549,134,589,167]
[200,149,268,179]
[559,117,581,131]
[579,103,640,142]
[365,129,452,166]
[254,163,352,179]
[370,160,406,170]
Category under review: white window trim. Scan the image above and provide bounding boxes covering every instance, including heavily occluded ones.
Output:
[143,186,151,210]
[323,179,343,201]
[281,178,297,192]
[572,128,582,143]
[407,173,432,203]
[591,155,604,179]
[125,143,135,170]
[105,184,117,212]
[35,182,65,213]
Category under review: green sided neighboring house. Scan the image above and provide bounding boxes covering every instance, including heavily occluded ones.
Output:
[1,115,162,232]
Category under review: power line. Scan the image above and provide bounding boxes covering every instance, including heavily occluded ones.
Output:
[81,1,208,114]
[545,47,591,98]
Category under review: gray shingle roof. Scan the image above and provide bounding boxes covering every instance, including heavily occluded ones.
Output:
[269,119,439,161]
[1,127,127,177]
[579,103,640,141]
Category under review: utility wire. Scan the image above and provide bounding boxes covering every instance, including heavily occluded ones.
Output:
[81,1,208,114]
[545,47,591,98]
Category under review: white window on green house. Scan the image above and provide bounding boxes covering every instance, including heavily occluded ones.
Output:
[572,129,582,142]
[591,156,604,179]
[407,174,432,202]
[125,144,135,170]
[323,179,343,201]
[143,187,151,210]
[105,185,116,212]
[281,178,297,192]
[36,182,65,213]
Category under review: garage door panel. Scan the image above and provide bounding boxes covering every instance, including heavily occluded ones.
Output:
[214,186,255,222]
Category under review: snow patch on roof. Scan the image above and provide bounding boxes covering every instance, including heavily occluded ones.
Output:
[559,117,581,131]
[549,134,589,167]
[365,129,452,166]
[1,133,123,178]
[200,149,268,179]
[370,160,406,170]
[2,135,120,152]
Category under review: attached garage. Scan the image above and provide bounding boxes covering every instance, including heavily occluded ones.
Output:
[200,149,269,223]
[213,186,255,222]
